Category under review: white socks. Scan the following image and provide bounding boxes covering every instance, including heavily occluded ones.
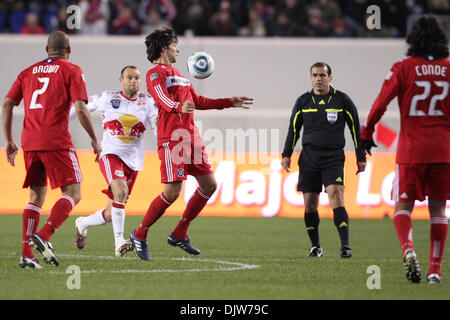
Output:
[111,202,126,249]
[79,209,108,231]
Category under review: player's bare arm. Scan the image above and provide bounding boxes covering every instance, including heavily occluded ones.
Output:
[230,96,253,109]
[2,97,19,166]
[74,100,102,160]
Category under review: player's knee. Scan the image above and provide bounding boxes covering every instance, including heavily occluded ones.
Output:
[110,180,129,203]
[202,181,217,197]
[30,194,46,207]
[164,188,180,203]
[305,203,318,213]
[165,191,180,203]
[112,187,128,203]
[70,193,81,205]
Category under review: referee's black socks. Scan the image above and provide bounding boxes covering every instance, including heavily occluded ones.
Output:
[333,207,349,247]
[304,211,320,247]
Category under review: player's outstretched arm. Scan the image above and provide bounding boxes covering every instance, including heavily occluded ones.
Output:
[69,96,99,120]
[74,100,102,161]
[230,96,253,109]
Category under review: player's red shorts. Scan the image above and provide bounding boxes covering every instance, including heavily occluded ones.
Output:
[99,154,138,201]
[23,149,83,189]
[392,163,450,202]
[158,140,213,183]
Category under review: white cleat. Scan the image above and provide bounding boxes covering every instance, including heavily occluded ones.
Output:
[29,234,59,267]
[403,249,421,283]
[75,217,88,249]
[19,255,43,269]
[115,240,134,257]
[427,273,441,284]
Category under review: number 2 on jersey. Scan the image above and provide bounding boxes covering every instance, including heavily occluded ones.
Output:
[29,77,50,109]
[409,80,448,116]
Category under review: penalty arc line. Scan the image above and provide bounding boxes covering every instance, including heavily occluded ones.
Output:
[45,254,260,274]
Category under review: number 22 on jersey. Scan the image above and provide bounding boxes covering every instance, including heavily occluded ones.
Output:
[409,80,448,116]
[29,77,50,109]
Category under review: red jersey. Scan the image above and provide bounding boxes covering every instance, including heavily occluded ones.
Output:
[146,63,233,146]
[361,56,450,164]
[6,57,87,151]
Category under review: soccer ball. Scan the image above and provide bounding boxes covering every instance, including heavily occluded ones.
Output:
[187,52,215,79]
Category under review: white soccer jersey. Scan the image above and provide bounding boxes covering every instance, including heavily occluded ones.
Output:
[71,90,157,171]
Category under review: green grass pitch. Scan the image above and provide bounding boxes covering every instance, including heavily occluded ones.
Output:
[0,214,448,300]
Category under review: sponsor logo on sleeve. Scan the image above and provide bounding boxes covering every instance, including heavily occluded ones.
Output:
[150,73,158,81]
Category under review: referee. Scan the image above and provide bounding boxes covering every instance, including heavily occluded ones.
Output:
[281,62,366,258]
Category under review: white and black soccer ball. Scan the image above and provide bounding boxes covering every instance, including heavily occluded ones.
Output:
[187,52,215,79]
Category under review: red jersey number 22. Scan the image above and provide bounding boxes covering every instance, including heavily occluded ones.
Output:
[409,80,448,116]
[29,77,50,109]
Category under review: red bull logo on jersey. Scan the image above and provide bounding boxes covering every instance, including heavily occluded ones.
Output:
[103,114,146,143]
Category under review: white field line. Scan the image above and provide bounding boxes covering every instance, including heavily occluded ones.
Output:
[17,253,259,274]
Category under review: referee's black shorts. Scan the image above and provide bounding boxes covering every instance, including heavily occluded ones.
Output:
[297,146,345,193]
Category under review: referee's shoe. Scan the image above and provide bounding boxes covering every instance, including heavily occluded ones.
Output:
[340,245,352,258]
[308,246,323,257]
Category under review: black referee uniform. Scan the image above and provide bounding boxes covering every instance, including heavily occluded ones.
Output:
[282,85,366,257]
[282,86,366,192]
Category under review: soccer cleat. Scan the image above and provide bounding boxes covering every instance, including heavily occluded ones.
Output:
[75,217,87,249]
[340,245,352,258]
[19,255,43,269]
[130,230,151,261]
[115,240,134,257]
[29,234,60,267]
[427,273,441,284]
[167,234,200,255]
[308,246,323,257]
[403,249,421,283]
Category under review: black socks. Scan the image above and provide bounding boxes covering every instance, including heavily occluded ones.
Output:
[304,211,320,247]
[333,206,349,247]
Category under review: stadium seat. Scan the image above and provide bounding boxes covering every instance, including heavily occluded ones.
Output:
[0,12,4,33]
[43,12,57,33]
[10,11,28,33]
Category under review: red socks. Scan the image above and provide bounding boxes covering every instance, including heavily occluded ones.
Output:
[135,189,210,241]
[394,210,448,277]
[38,195,75,242]
[393,210,414,255]
[172,188,210,240]
[22,203,41,258]
[428,217,448,276]
[135,193,172,240]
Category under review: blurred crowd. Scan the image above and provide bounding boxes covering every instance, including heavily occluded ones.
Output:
[0,0,449,38]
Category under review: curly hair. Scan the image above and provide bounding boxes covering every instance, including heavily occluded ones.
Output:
[145,27,178,63]
[406,16,449,59]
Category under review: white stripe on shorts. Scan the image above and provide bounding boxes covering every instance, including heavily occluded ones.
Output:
[392,164,399,202]
[163,142,173,182]
[69,149,83,183]
[102,156,113,184]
